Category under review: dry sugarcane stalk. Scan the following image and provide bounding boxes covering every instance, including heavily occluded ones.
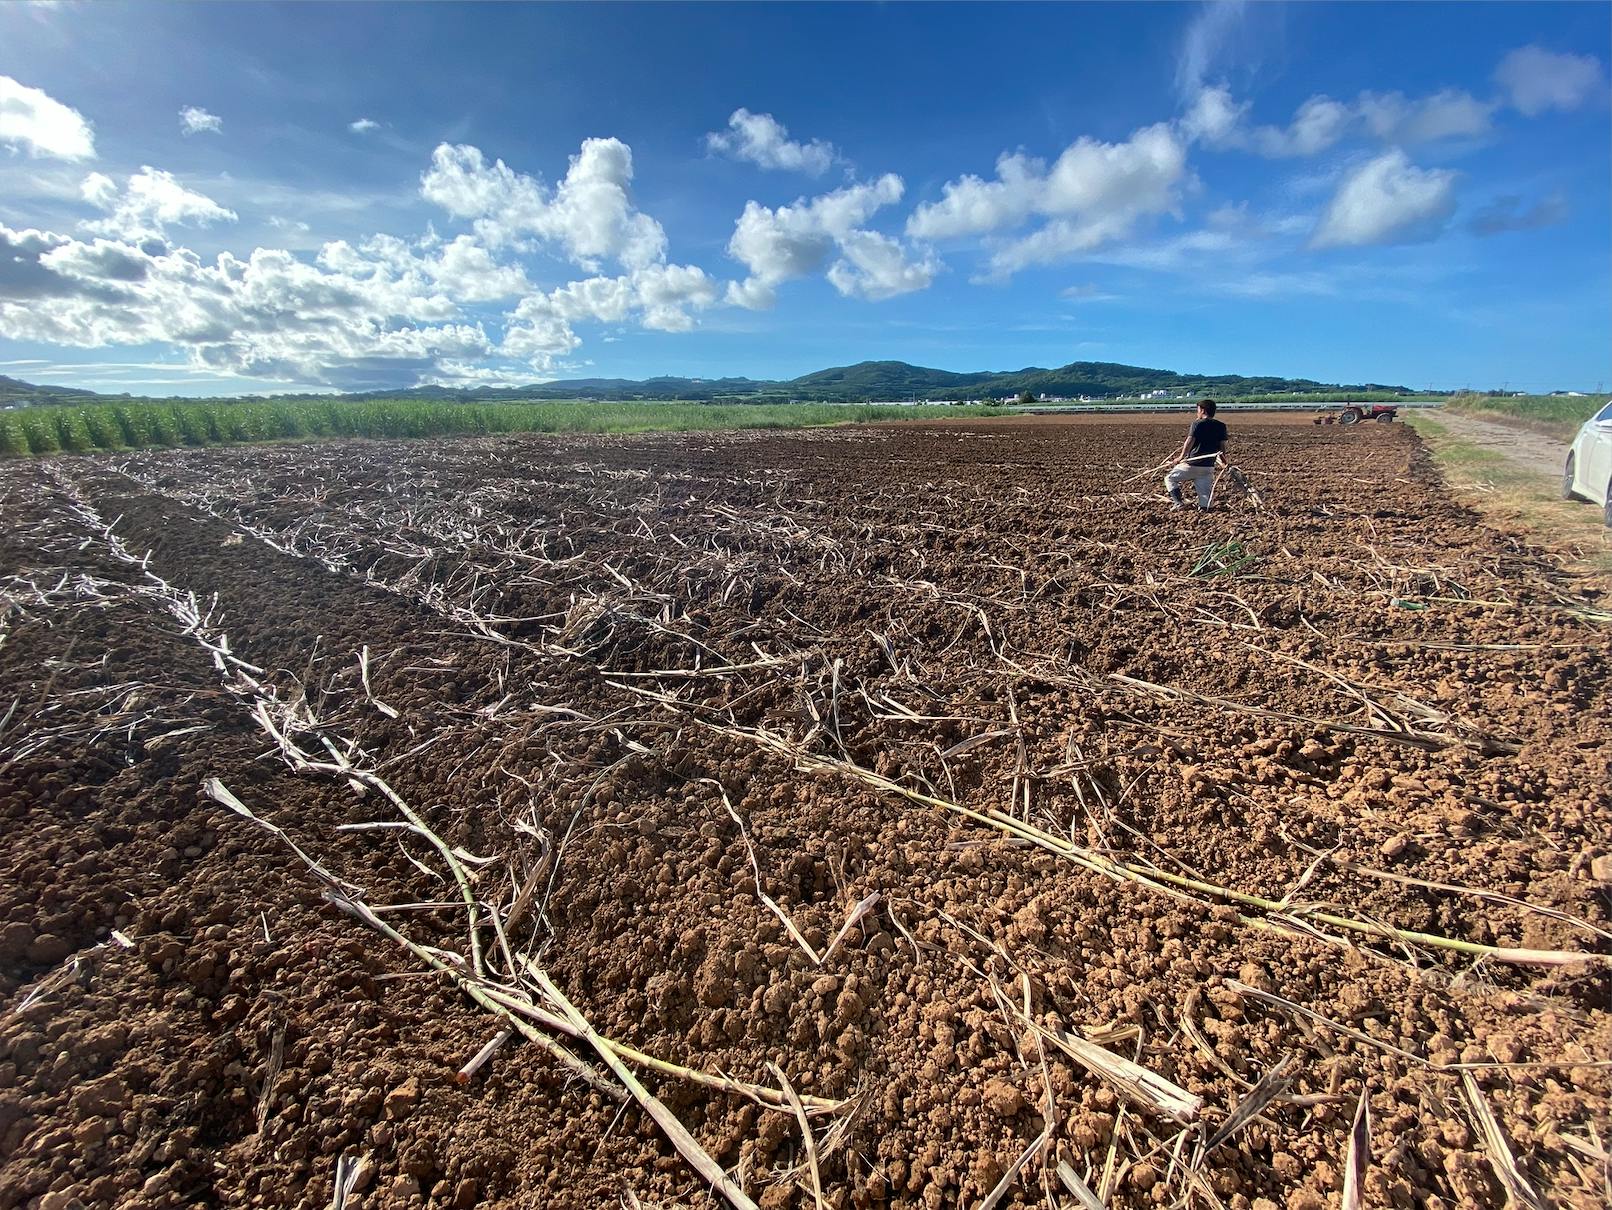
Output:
[1179,1009,1257,1092]
[767,1061,825,1210]
[916,780,1583,963]
[344,878,837,1114]
[485,975,841,1115]
[501,840,554,937]
[455,1028,512,1085]
[1278,830,1611,941]
[1098,1103,1128,1203]
[704,778,821,964]
[614,689,1605,969]
[330,1153,363,1210]
[1228,980,1612,1072]
[1035,1021,1202,1125]
[1340,1087,1371,1210]
[257,709,490,980]
[933,906,1202,1128]
[1055,1161,1104,1210]
[257,1022,286,1135]
[207,778,628,1101]
[1023,972,1061,1209]
[1245,643,1515,749]
[357,645,400,719]
[1107,671,1518,754]
[978,1125,1052,1210]
[1562,1131,1609,1162]
[1196,1055,1293,1158]
[527,967,760,1210]
[208,780,364,895]
[819,891,882,965]
[1460,1072,1548,1210]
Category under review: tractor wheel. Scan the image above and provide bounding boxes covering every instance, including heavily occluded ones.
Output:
[1374,412,1395,423]
[1563,454,1581,501]
[1338,408,1362,425]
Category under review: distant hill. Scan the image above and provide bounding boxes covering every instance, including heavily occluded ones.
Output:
[0,375,103,406]
[768,359,1409,402]
[787,360,983,398]
[346,360,1407,402]
[0,360,1413,405]
[989,361,1380,399]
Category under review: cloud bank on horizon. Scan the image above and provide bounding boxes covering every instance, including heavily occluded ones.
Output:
[0,1,1607,394]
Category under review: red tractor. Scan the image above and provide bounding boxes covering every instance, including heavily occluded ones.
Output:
[1314,403,1400,425]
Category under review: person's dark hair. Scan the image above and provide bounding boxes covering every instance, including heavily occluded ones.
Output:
[1198,398,1217,417]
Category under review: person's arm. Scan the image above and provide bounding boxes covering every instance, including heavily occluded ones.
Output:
[1179,426,1194,461]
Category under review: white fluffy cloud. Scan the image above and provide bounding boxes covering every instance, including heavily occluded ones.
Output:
[1180,85,1247,145]
[417,138,722,359]
[1494,46,1606,116]
[501,261,720,357]
[907,123,1187,276]
[431,234,530,302]
[425,360,553,388]
[0,225,129,302]
[179,106,223,136]
[79,171,116,209]
[421,138,667,271]
[0,130,736,388]
[1186,83,1493,157]
[1356,89,1494,145]
[1310,150,1456,249]
[499,294,583,362]
[986,213,1148,277]
[904,152,1042,240]
[725,174,934,305]
[706,109,837,175]
[316,232,530,305]
[630,262,721,330]
[825,230,942,301]
[0,221,494,387]
[1185,88,1351,156]
[1247,96,1354,157]
[1189,42,1601,159]
[349,117,381,134]
[81,167,238,241]
[0,75,95,161]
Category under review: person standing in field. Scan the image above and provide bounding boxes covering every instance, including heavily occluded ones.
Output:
[1165,399,1228,511]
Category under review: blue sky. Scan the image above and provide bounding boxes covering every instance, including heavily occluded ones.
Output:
[0,1,1606,395]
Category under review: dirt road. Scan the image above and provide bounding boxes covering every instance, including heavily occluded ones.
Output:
[1427,408,1573,481]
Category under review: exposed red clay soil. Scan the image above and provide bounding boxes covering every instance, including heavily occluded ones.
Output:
[1,416,1608,1210]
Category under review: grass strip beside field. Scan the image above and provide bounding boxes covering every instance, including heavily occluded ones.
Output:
[0,399,1006,456]
[1408,414,1612,575]
[1439,393,1602,442]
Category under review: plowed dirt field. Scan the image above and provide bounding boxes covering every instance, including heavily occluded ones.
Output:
[1,416,1608,1210]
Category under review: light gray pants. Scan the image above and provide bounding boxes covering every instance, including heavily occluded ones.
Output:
[1165,462,1216,507]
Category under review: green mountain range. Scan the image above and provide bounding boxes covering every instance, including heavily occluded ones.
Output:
[0,360,1412,406]
[0,375,102,405]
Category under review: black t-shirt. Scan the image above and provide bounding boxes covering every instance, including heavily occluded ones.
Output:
[1186,417,1227,465]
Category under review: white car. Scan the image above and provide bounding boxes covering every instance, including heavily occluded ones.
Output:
[1563,399,1612,526]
